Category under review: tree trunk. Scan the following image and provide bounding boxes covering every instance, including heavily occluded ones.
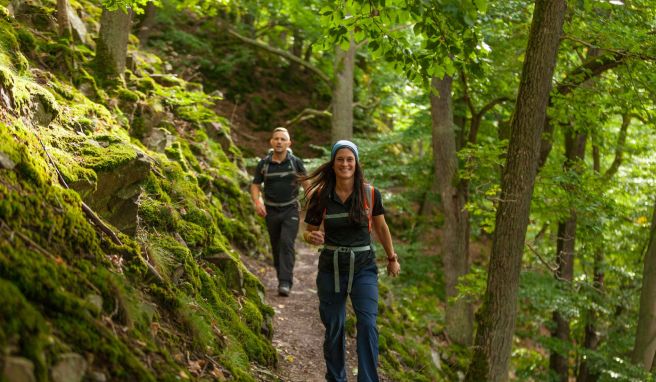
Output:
[430,75,473,345]
[550,130,587,381]
[95,7,133,83]
[289,29,303,72]
[577,245,603,382]
[577,137,604,382]
[465,0,566,380]
[331,36,355,141]
[57,0,72,38]
[136,1,157,47]
[632,200,656,370]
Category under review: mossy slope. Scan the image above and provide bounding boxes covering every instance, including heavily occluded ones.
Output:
[0,1,275,380]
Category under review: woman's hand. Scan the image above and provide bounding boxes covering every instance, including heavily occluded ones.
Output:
[386,254,400,277]
[304,230,324,246]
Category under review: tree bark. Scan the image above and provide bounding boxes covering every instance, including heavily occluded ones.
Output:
[331,36,356,141]
[430,75,473,345]
[136,1,157,47]
[95,7,133,82]
[550,130,587,381]
[289,28,303,72]
[465,0,567,380]
[577,135,604,382]
[632,200,656,370]
[57,0,72,39]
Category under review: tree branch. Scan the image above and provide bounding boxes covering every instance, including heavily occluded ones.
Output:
[226,28,331,86]
[539,51,628,168]
[602,112,631,180]
[284,108,331,127]
[469,97,511,145]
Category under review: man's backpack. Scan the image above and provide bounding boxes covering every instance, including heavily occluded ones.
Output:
[261,148,299,179]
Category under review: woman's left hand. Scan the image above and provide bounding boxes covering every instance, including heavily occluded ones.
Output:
[386,256,400,277]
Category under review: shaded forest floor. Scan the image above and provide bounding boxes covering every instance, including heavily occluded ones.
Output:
[243,239,392,382]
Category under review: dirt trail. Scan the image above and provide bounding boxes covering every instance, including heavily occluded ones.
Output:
[244,241,379,382]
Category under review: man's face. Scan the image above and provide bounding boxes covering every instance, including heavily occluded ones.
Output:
[270,131,291,153]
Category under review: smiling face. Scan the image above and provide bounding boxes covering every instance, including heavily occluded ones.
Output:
[270,130,291,154]
[332,148,357,180]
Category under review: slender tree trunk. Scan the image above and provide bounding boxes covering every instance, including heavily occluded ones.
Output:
[331,36,355,141]
[137,1,157,47]
[95,7,133,82]
[632,200,656,370]
[577,137,604,382]
[550,130,587,381]
[57,0,72,38]
[577,245,604,382]
[289,29,303,72]
[430,75,473,345]
[465,1,566,380]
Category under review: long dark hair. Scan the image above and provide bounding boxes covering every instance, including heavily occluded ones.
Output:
[302,156,367,225]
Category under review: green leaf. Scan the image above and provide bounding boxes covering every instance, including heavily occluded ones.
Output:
[474,0,487,13]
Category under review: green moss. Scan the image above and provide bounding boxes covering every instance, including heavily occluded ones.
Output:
[136,77,156,93]
[0,279,49,381]
[80,139,137,171]
[117,88,141,102]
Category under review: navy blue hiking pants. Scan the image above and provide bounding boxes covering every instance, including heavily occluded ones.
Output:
[265,204,299,286]
[317,264,379,382]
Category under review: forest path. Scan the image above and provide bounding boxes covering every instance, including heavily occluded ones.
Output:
[244,240,388,382]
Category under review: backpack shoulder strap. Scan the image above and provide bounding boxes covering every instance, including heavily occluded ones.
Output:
[363,183,374,232]
[261,151,273,177]
[287,151,298,174]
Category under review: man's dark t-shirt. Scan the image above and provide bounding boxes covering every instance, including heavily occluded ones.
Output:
[253,154,306,205]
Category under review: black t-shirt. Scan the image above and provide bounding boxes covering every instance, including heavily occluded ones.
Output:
[305,186,385,246]
[305,186,385,273]
[252,154,306,204]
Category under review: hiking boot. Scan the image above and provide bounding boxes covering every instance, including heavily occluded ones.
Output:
[278,282,291,297]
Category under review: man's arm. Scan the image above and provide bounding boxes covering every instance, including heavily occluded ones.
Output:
[250,183,267,217]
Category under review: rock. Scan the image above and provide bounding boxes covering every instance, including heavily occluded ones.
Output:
[72,155,151,236]
[2,356,36,382]
[51,353,87,382]
[30,92,58,127]
[142,127,174,152]
[11,0,56,32]
[86,371,107,382]
[85,294,103,315]
[204,253,244,291]
[0,85,12,111]
[66,4,87,43]
[0,152,16,170]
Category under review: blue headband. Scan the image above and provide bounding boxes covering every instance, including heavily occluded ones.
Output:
[331,140,359,162]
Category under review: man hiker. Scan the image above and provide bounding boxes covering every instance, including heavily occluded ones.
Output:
[251,127,307,296]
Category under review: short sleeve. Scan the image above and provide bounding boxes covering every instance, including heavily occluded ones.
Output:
[296,157,307,176]
[252,160,265,184]
[372,188,385,216]
[304,195,323,226]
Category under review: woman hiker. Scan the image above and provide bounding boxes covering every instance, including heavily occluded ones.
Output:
[302,140,401,382]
